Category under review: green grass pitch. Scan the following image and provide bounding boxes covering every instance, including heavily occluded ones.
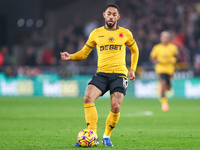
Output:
[0,97,200,150]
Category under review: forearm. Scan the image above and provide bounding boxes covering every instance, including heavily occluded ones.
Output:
[170,57,177,64]
[150,57,158,64]
[70,45,93,61]
[156,57,176,64]
[129,42,139,71]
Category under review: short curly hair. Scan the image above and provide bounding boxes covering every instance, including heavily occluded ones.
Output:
[105,3,120,13]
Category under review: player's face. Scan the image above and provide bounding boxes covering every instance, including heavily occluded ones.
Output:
[160,35,170,45]
[103,7,120,28]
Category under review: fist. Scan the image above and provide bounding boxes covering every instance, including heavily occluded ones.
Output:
[129,69,135,83]
[60,52,71,61]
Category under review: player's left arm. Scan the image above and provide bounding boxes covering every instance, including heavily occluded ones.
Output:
[169,45,179,64]
[150,46,159,64]
[126,30,139,83]
[128,42,139,82]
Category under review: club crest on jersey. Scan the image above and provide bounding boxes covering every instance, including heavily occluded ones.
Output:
[108,37,114,42]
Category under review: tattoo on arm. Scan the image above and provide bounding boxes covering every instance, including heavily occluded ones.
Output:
[114,92,122,99]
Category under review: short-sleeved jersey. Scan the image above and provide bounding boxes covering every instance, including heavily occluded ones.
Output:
[150,42,178,75]
[85,26,137,75]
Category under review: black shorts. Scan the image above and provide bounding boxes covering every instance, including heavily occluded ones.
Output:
[159,73,171,86]
[88,72,128,96]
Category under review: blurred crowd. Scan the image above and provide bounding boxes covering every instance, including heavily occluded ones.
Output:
[117,0,200,76]
[1,0,200,77]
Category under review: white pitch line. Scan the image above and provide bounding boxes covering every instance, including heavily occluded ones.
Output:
[98,111,153,118]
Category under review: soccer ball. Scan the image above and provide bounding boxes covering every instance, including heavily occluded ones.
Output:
[77,129,97,147]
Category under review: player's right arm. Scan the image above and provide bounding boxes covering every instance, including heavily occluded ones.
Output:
[60,51,71,61]
[60,45,93,61]
[60,29,96,61]
[169,44,179,64]
[150,46,168,64]
[150,57,158,64]
[150,54,168,64]
[150,46,158,64]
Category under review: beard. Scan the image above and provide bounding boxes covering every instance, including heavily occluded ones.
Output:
[106,21,116,28]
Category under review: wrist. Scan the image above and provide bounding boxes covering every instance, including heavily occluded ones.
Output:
[69,54,72,60]
[130,68,135,72]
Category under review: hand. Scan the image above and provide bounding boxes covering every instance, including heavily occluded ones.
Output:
[169,57,176,64]
[129,69,135,83]
[60,52,71,61]
[150,57,158,64]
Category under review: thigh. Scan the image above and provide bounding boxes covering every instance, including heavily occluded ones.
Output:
[159,74,171,86]
[110,76,128,95]
[84,85,102,103]
[88,73,109,96]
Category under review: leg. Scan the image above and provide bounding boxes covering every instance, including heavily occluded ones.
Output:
[159,77,169,111]
[159,74,171,97]
[166,76,171,91]
[160,78,167,98]
[105,92,124,135]
[75,73,108,147]
[102,91,124,146]
[110,92,124,113]
[84,73,109,136]
[84,84,102,103]
[84,85,102,135]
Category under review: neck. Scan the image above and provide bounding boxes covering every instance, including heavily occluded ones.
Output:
[105,24,118,29]
[162,42,169,46]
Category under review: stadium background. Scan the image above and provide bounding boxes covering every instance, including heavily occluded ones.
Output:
[1,1,200,150]
[0,0,200,98]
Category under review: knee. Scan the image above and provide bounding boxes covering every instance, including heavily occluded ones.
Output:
[111,92,124,113]
[111,103,121,113]
[84,92,93,103]
[160,80,165,85]
[161,80,167,88]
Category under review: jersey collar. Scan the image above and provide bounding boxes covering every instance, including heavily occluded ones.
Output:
[104,25,119,31]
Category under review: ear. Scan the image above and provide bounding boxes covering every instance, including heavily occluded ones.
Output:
[103,12,106,18]
[117,14,120,20]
